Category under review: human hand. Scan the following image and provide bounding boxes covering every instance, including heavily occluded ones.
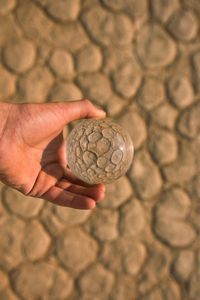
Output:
[0,100,106,209]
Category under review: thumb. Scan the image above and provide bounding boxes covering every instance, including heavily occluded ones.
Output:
[57,100,106,124]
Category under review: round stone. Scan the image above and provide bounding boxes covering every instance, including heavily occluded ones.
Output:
[49,49,74,80]
[142,279,181,300]
[78,264,114,299]
[11,262,73,300]
[0,65,16,99]
[130,150,162,199]
[162,142,197,184]
[112,60,142,98]
[177,102,200,139]
[193,51,200,88]
[102,0,148,21]
[75,44,102,72]
[18,66,53,102]
[136,23,177,68]
[2,187,44,218]
[119,198,146,237]
[167,75,194,109]
[118,111,147,150]
[22,220,51,261]
[155,187,191,219]
[0,288,19,300]
[45,0,80,22]
[3,39,36,73]
[53,205,91,225]
[0,269,8,291]
[101,239,146,275]
[87,208,119,241]
[76,73,112,106]
[154,188,196,247]
[49,82,82,102]
[150,103,178,130]
[81,5,134,47]
[172,250,195,281]
[66,118,134,184]
[151,0,180,23]
[148,129,178,165]
[99,176,133,208]
[0,0,16,15]
[168,9,198,41]
[0,215,24,271]
[56,228,98,275]
[138,76,165,110]
[154,218,196,247]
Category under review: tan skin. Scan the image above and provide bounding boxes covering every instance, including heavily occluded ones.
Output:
[0,100,106,209]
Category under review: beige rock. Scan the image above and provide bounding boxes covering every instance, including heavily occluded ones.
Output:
[0,288,19,300]
[138,76,165,110]
[142,279,181,300]
[119,198,145,237]
[0,0,16,15]
[40,202,91,235]
[136,23,177,68]
[3,187,44,218]
[118,111,147,150]
[49,82,82,102]
[0,215,24,271]
[99,176,132,208]
[167,75,194,109]
[16,1,88,52]
[0,270,8,291]
[130,150,162,199]
[148,129,178,165]
[0,15,20,47]
[177,102,200,139]
[19,66,54,102]
[155,188,191,219]
[112,60,142,98]
[168,9,198,41]
[78,264,114,298]
[172,250,195,281]
[0,65,16,99]
[138,244,170,294]
[154,218,196,247]
[151,0,180,22]
[75,44,102,72]
[49,49,74,80]
[22,220,51,261]
[81,5,134,46]
[56,228,98,275]
[87,208,119,241]
[150,103,178,130]
[3,39,36,73]
[110,274,137,300]
[45,0,80,22]
[162,142,197,183]
[12,262,73,300]
[76,73,112,106]
[101,239,146,275]
[102,0,148,22]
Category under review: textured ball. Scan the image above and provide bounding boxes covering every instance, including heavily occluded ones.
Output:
[66,118,134,184]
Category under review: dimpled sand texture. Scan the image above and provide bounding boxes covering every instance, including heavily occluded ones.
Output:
[67,118,134,184]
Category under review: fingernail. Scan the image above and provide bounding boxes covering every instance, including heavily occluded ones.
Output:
[96,108,106,117]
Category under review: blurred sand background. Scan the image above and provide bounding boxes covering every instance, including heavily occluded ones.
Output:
[0,0,200,299]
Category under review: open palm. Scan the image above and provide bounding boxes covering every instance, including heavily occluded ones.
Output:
[0,100,106,209]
